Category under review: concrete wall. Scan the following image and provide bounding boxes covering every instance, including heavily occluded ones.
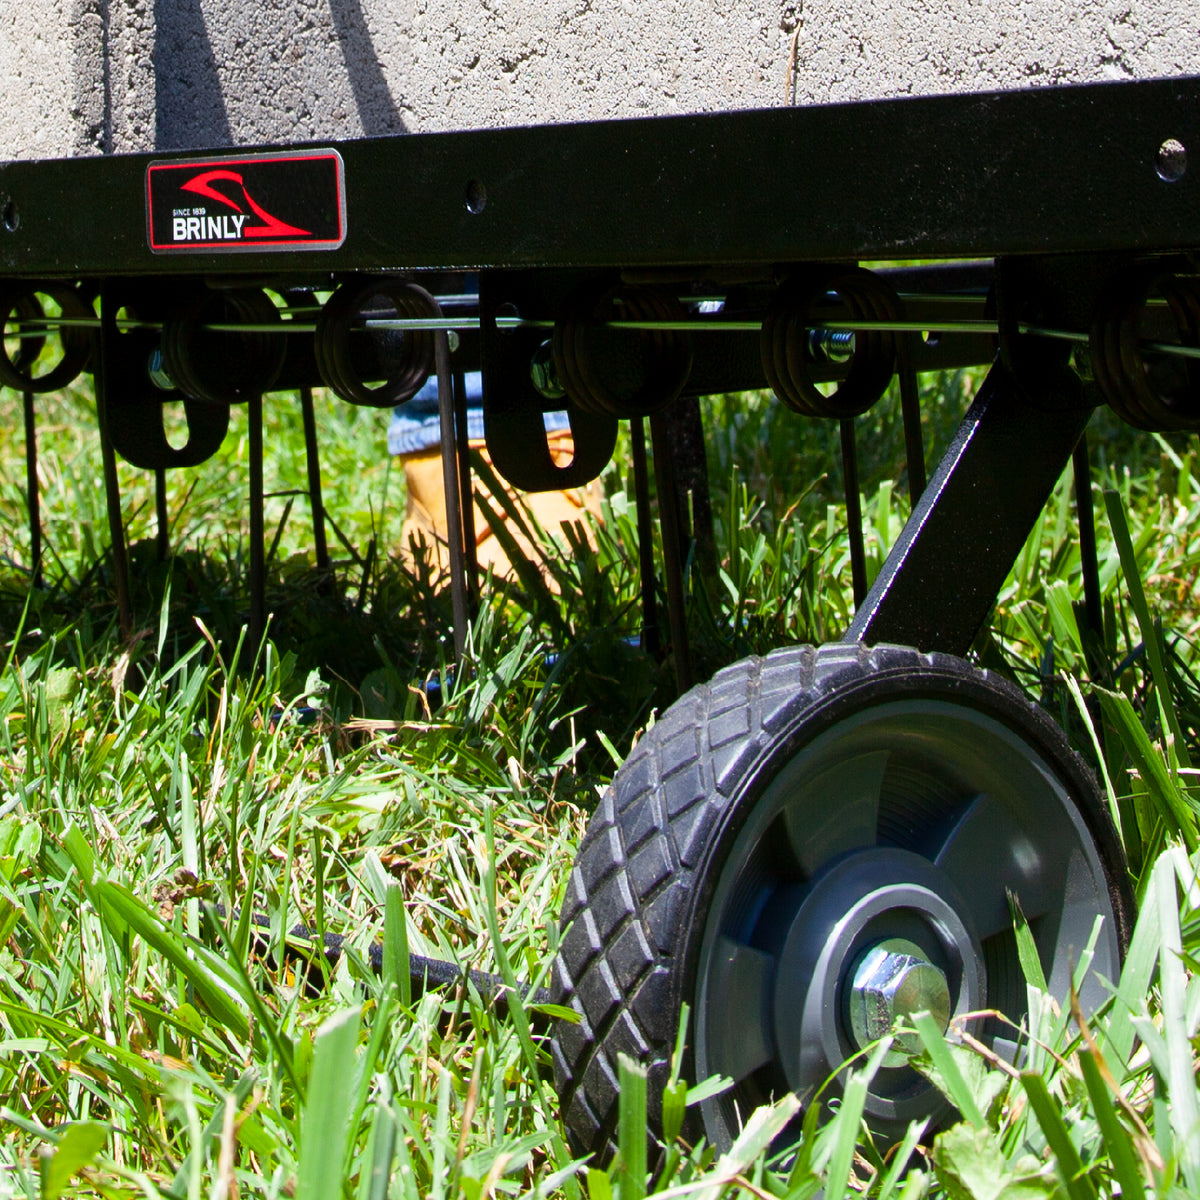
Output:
[2,0,1198,160]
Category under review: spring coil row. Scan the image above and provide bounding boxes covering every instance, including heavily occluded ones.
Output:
[0,279,442,410]
[552,285,693,418]
[314,279,440,409]
[4,269,1200,431]
[162,288,286,405]
[0,282,92,393]
[1089,266,1200,431]
[545,269,901,421]
[160,280,441,408]
[760,266,901,419]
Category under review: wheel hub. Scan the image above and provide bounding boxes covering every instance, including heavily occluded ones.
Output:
[772,847,984,1126]
[848,937,952,1066]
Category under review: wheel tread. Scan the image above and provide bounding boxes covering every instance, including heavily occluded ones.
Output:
[551,641,1130,1160]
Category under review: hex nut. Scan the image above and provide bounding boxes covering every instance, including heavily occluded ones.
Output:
[848,938,951,1066]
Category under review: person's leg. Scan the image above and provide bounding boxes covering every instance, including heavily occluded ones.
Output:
[399,432,603,582]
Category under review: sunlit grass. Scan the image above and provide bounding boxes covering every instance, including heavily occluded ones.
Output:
[0,369,1197,1196]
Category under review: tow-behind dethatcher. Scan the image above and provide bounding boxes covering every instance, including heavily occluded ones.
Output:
[8,74,1200,1153]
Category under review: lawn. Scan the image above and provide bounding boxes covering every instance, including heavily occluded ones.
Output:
[0,364,1197,1198]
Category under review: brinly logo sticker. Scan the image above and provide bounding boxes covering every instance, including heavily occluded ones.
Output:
[147,149,345,253]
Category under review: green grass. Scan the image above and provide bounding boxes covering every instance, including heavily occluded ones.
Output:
[0,367,1199,1197]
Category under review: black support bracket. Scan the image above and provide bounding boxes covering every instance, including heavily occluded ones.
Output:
[847,362,1094,657]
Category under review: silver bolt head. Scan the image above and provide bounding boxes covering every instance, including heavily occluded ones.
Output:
[529,339,565,400]
[848,938,951,1067]
[806,326,856,366]
[147,346,176,392]
[1157,138,1188,183]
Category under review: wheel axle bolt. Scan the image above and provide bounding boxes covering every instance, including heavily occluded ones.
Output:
[806,326,855,365]
[530,338,566,400]
[147,345,176,392]
[848,938,951,1066]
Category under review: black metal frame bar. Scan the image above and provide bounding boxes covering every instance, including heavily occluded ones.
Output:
[3,77,1198,275]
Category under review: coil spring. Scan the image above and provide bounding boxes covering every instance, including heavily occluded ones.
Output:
[162,288,285,404]
[552,284,693,418]
[315,279,439,408]
[760,267,899,419]
[1090,266,1200,431]
[0,283,92,393]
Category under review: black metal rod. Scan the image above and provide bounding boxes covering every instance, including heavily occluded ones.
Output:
[649,412,693,693]
[452,368,479,602]
[662,394,718,590]
[631,417,660,658]
[19,313,1200,355]
[1073,433,1104,654]
[897,334,927,505]
[94,284,133,637]
[436,333,469,664]
[248,391,266,654]
[299,386,329,572]
[212,903,551,1022]
[155,467,169,561]
[840,417,868,609]
[22,390,42,588]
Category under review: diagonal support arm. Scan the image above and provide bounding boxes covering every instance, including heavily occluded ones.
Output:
[847,362,1092,657]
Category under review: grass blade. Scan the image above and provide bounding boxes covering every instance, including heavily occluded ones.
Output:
[824,1039,888,1199]
[296,1008,362,1200]
[78,872,251,1043]
[40,1121,107,1200]
[1104,873,1161,1067]
[1008,890,1047,991]
[1150,847,1200,1189]
[481,801,580,1199]
[1103,489,1190,769]
[360,1083,397,1200]
[1077,1048,1147,1199]
[382,884,411,1009]
[617,1054,647,1200]
[1021,1071,1098,1200]
[875,1118,929,1200]
[913,1012,984,1129]
[1096,688,1198,853]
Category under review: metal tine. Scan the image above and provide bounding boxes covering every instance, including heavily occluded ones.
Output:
[435,331,470,666]
[155,467,169,562]
[630,416,660,658]
[452,368,480,603]
[1073,433,1105,676]
[840,417,868,609]
[22,391,42,588]
[896,332,927,505]
[298,385,330,572]
[248,391,266,658]
[663,395,718,590]
[95,285,133,637]
[12,305,45,589]
[649,410,694,694]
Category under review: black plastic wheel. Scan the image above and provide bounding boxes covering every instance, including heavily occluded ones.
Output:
[551,643,1132,1157]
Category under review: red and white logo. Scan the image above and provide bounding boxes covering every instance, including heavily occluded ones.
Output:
[147,150,345,254]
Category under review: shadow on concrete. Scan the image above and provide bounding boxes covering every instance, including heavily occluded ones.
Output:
[70,0,113,155]
[329,0,408,135]
[153,0,232,151]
